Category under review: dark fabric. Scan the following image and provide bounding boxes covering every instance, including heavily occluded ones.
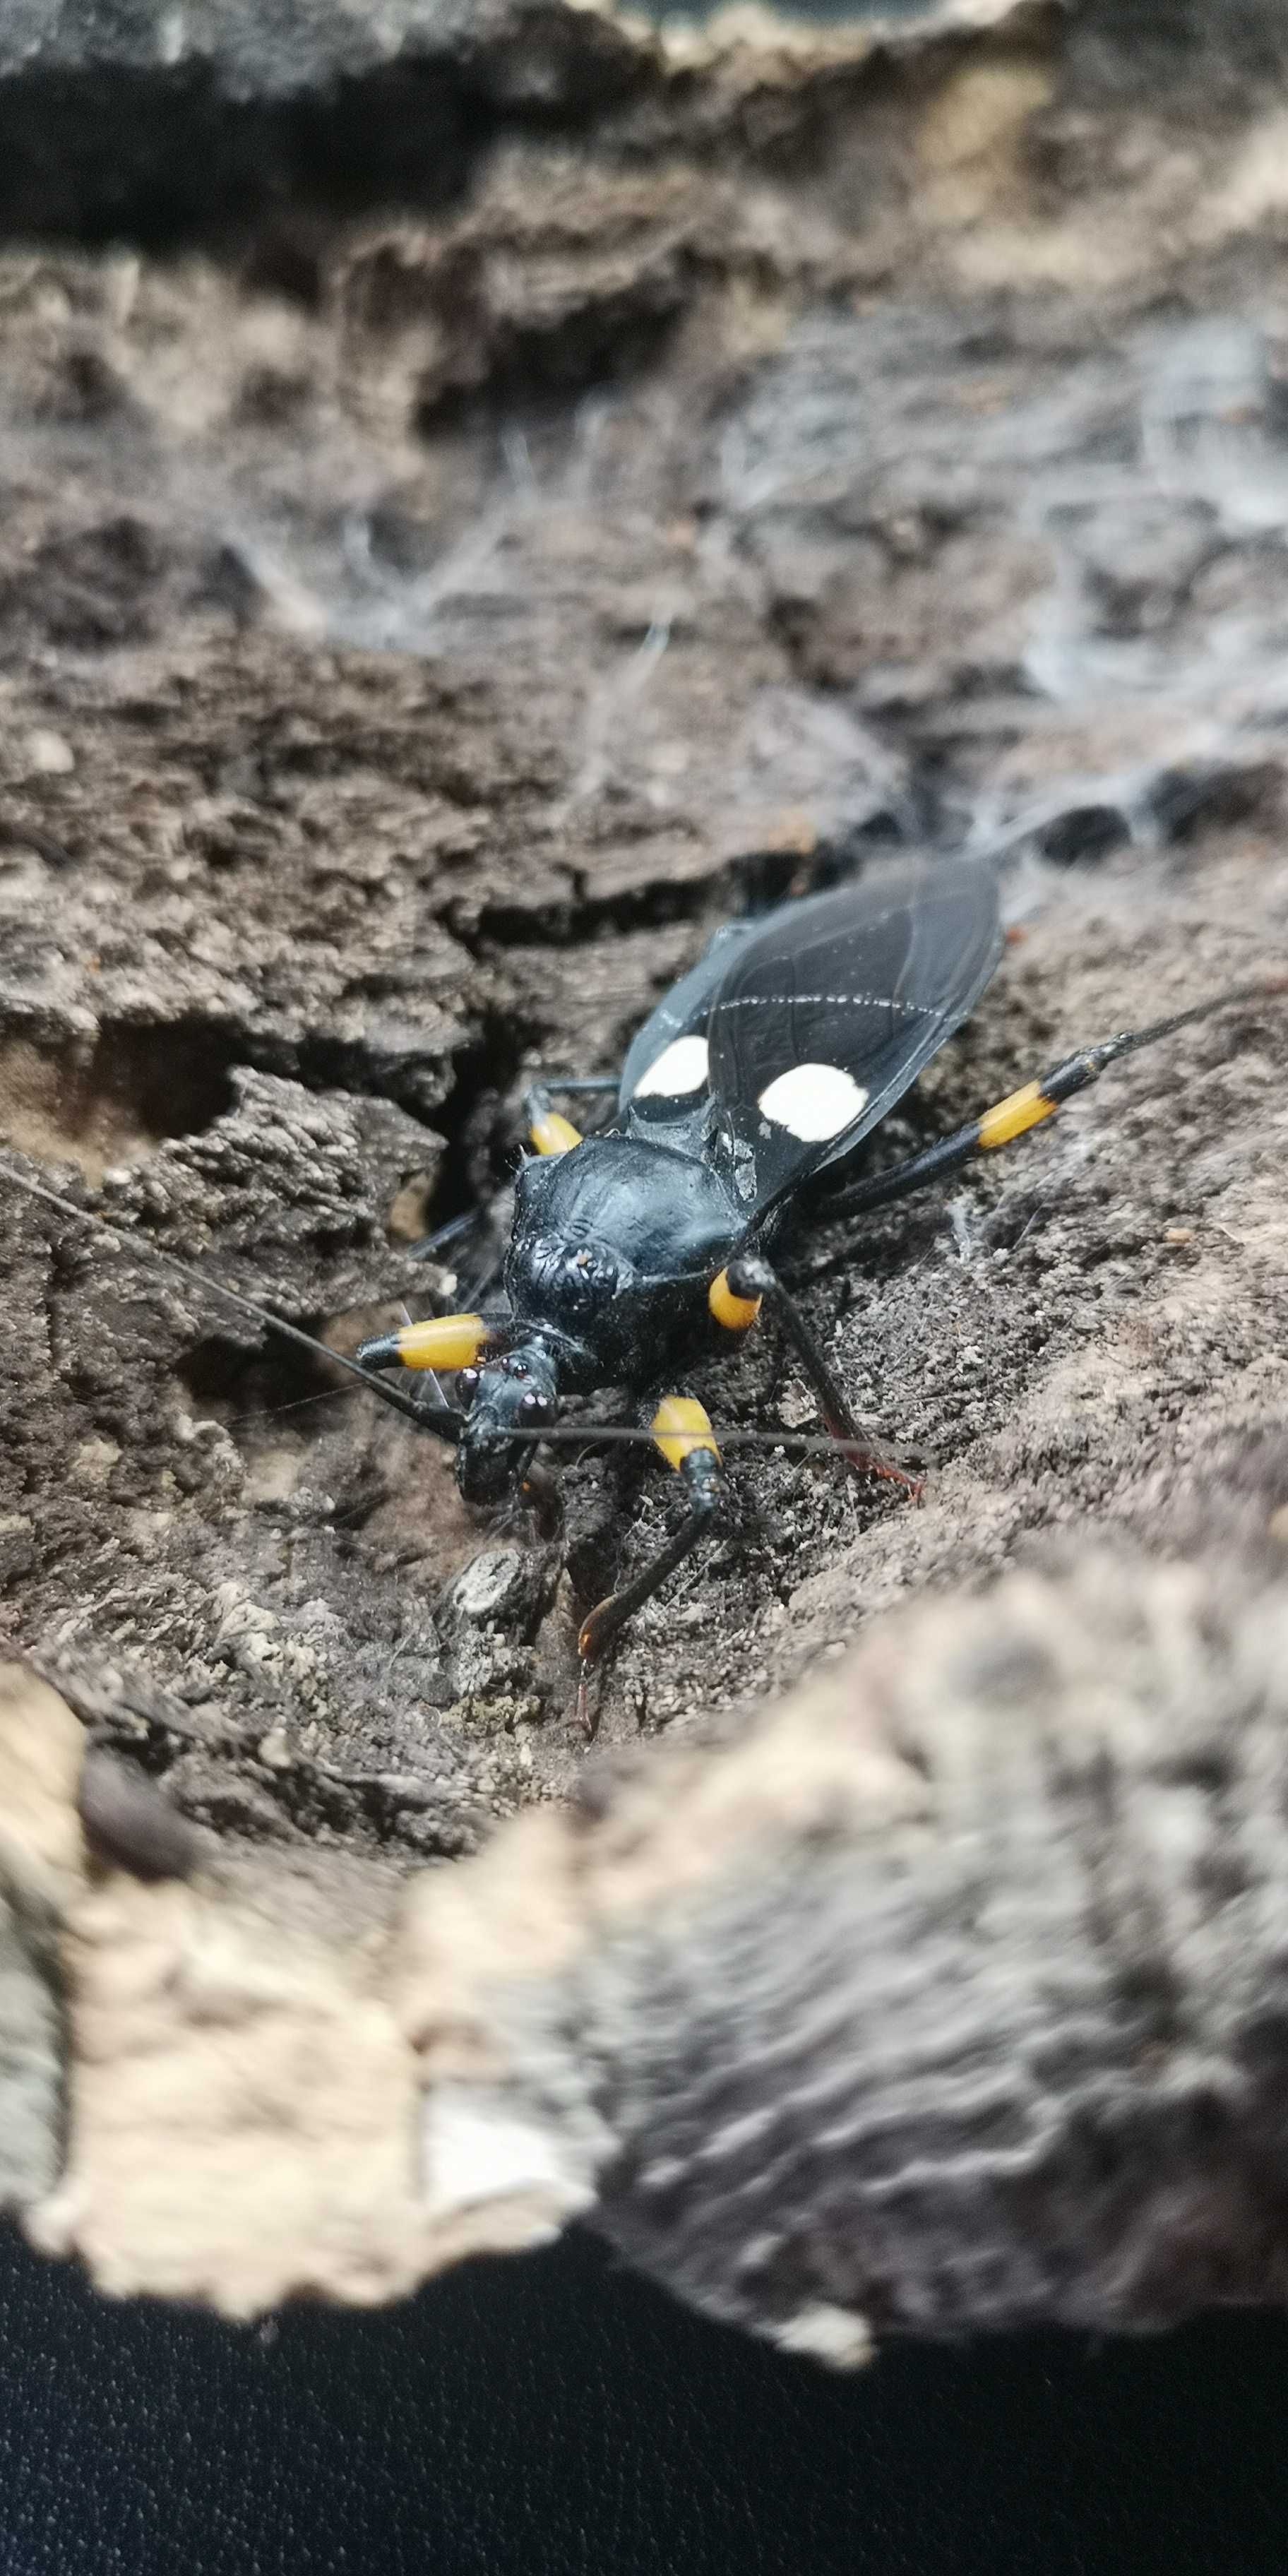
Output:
[1,2224,1287,2574]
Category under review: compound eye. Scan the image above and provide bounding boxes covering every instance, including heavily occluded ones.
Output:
[455,1365,482,1407]
[518,1390,551,1427]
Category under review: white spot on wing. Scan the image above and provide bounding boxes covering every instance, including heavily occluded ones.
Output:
[757,1063,868,1142]
[634,1034,710,1099]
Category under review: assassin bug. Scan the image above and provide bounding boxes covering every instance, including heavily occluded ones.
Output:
[3,855,1280,1729]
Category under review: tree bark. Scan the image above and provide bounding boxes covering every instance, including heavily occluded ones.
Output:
[7,1515,1288,2351]
[3,0,1288,2350]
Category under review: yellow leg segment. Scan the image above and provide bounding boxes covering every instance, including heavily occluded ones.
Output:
[358,1313,491,1371]
[708,1268,762,1330]
[977,1081,1059,1150]
[530,1111,582,1155]
[795,974,1287,1223]
[652,1397,720,1471]
[578,1398,724,1731]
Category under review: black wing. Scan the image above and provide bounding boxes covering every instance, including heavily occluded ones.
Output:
[621,858,1001,1217]
[618,917,762,1159]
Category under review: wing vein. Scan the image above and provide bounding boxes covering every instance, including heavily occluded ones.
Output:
[711,991,936,1020]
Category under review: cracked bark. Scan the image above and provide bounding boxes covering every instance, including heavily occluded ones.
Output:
[3,0,1288,2345]
[13,1522,1288,2351]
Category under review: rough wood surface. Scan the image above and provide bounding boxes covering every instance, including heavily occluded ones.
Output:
[1,0,1288,2343]
[15,1515,1288,2350]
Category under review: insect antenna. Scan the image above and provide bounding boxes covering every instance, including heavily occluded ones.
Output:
[514,1419,914,1469]
[1,1159,899,1474]
[225,1381,365,1433]
[0,1159,463,1442]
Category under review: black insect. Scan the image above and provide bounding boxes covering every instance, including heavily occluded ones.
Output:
[4,855,1277,1727]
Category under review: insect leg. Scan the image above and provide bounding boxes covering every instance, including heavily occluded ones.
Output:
[723,1252,921,1492]
[524,1073,617,1155]
[410,1073,614,1265]
[356,1312,496,1372]
[520,1460,565,1545]
[823,978,1286,1224]
[390,1294,453,1417]
[576,1397,722,1734]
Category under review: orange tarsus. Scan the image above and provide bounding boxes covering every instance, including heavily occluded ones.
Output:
[823,1420,924,1498]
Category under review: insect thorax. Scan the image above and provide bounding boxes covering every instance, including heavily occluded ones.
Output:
[506,1135,741,1376]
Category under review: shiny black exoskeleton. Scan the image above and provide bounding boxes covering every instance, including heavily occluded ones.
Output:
[3,848,1270,1709]
[357,859,1006,1662]
[449,1140,746,1489]
[345,845,1271,1699]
